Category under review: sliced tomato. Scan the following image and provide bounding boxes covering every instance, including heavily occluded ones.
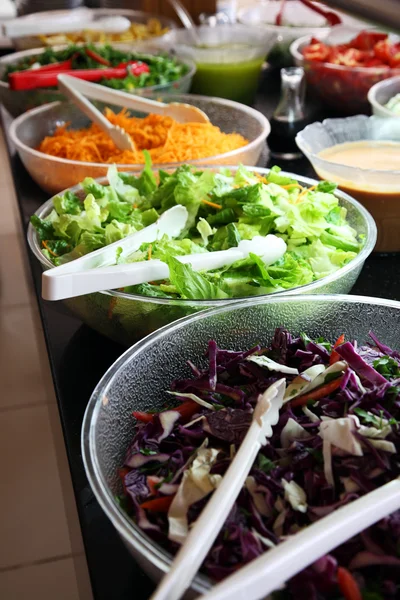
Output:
[337,567,362,600]
[303,42,331,63]
[374,39,392,63]
[140,495,174,512]
[352,31,387,51]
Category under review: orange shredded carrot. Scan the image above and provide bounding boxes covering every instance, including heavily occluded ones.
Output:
[296,184,317,203]
[201,199,222,210]
[36,109,249,165]
[281,183,304,190]
[148,244,152,260]
[42,240,58,257]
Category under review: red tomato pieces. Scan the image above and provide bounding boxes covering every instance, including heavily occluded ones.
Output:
[302,30,399,68]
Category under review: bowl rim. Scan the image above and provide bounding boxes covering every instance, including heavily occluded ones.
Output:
[0,43,197,94]
[27,165,377,305]
[295,115,400,176]
[81,292,400,592]
[9,94,270,171]
[290,33,400,74]
[368,75,400,117]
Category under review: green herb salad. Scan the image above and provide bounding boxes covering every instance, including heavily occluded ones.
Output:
[31,158,364,301]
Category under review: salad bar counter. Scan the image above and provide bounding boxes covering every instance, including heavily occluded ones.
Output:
[3,68,400,600]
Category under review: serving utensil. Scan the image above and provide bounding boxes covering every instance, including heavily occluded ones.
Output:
[58,73,210,126]
[41,205,188,300]
[57,74,134,151]
[167,0,201,45]
[201,477,400,600]
[150,379,286,600]
[42,234,287,301]
[3,15,131,38]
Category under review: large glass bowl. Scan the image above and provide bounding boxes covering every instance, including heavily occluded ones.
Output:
[27,167,376,347]
[0,44,196,118]
[156,25,276,104]
[81,294,400,593]
[295,115,400,252]
[290,33,400,114]
[9,94,270,195]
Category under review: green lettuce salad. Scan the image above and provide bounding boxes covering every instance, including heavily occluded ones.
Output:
[31,158,363,301]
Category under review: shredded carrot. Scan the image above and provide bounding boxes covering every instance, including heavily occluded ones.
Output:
[42,240,58,257]
[296,184,317,203]
[148,244,152,260]
[37,109,249,165]
[255,173,268,184]
[201,199,222,210]
[281,183,304,190]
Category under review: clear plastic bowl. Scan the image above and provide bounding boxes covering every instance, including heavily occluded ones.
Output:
[81,294,400,592]
[27,167,376,347]
[368,75,400,117]
[9,94,270,195]
[0,44,196,118]
[157,25,276,104]
[290,33,400,114]
[296,115,400,252]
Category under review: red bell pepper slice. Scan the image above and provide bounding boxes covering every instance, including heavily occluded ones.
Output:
[140,495,174,512]
[329,334,345,365]
[133,400,200,425]
[290,375,344,408]
[337,567,362,600]
[85,48,110,66]
[132,411,155,423]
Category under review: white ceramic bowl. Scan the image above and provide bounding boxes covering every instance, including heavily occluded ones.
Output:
[368,75,400,117]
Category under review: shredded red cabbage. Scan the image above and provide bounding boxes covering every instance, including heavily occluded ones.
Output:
[120,330,400,599]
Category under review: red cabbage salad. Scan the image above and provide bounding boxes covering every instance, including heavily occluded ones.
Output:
[119,330,400,600]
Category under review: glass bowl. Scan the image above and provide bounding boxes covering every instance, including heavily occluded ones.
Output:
[9,94,270,195]
[27,166,376,347]
[290,33,400,114]
[81,293,400,593]
[296,115,400,252]
[157,25,276,104]
[238,1,365,68]
[0,44,196,118]
[368,75,400,117]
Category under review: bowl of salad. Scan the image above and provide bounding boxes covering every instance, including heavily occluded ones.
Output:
[290,30,400,114]
[27,163,376,346]
[82,293,400,597]
[368,75,400,117]
[0,43,195,118]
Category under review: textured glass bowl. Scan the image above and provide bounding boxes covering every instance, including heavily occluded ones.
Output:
[368,75,400,117]
[0,44,196,118]
[27,167,376,347]
[82,294,400,593]
[9,94,270,195]
[291,33,400,114]
[296,115,400,252]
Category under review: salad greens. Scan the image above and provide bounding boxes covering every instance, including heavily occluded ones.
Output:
[4,44,189,91]
[120,330,400,599]
[31,160,363,301]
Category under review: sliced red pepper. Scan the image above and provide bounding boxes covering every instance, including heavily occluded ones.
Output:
[140,495,174,512]
[85,48,110,66]
[132,411,155,423]
[8,65,133,91]
[147,476,162,496]
[329,334,345,365]
[119,467,131,494]
[290,375,344,408]
[28,58,74,72]
[337,567,362,600]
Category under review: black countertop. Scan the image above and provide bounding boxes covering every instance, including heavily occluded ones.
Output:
[3,68,399,600]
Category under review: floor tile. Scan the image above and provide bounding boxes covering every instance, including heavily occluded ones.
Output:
[0,305,50,409]
[0,404,72,568]
[0,557,81,600]
[0,232,32,306]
